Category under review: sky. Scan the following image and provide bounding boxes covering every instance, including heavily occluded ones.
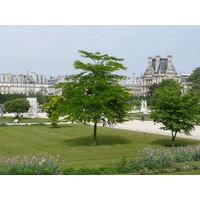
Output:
[0,25,200,79]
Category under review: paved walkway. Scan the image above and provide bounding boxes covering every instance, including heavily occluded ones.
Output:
[111,120,200,141]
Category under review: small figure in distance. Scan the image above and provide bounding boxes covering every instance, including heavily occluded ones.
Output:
[107,120,112,127]
[141,113,144,122]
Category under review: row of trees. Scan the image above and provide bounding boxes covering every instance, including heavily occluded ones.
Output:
[42,50,200,147]
[3,50,199,147]
[0,92,48,105]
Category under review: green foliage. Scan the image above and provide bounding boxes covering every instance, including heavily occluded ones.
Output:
[146,79,183,106]
[129,162,144,172]
[2,145,200,174]
[156,154,173,163]
[0,121,7,126]
[0,93,48,105]
[41,169,53,175]
[140,155,155,164]
[62,166,118,175]
[57,50,132,145]
[4,98,30,118]
[0,162,60,175]
[176,152,193,162]
[76,167,99,175]
[130,99,141,110]
[150,81,200,147]
[193,151,200,161]
[0,93,26,104]
[97,166,118,175]
[42,95,66,128]
[63,168,76,175]
[30,122,47,126]
[187,67,200,95]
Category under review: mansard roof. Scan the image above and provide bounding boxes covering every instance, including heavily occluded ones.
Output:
[144,56,178,75]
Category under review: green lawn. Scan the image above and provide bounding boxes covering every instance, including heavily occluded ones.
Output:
[0,116,48,123]
[1,123,200,171]
[161,170,200,175]
[128,112,152,121]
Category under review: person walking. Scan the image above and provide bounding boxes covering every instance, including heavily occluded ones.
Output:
[141,113,144,122]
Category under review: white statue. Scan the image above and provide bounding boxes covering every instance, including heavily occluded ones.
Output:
[141,100,148,114]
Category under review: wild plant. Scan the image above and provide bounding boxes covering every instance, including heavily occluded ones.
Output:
[174,146,194,162]
[0,153,65,175]
[139,146,156,164]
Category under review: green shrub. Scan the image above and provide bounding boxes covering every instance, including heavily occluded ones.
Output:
[156,154,173,163]
[0,121,7,126]
[115,165,131,174]
[176,152,193,162]
[97,166,117,175]
[76,167,99,175]
[31,122,46,126]
[140,155,155,164]
[129,162,143,172]
[114,158,130,174]
[193,151,200,161]
[41,169,53,175]
[144,163,160,170]
[22,169,35,175]
[118,157,128,166]
[63,168,76,175]
[160,162,175,169]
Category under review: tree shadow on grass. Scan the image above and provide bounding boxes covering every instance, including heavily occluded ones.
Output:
[149,138,200,148]
[64,135,132,146]
[48,125,74,129]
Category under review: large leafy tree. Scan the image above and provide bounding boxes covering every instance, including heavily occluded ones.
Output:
[146,79,181,106]
[42,95,66,128]
[4,98,30,118]
[57,50,132,145]
[187,67,200,95]
[150,81,200,147]
[0,93,26,104]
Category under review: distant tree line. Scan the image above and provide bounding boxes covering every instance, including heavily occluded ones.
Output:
[0,92,49,105]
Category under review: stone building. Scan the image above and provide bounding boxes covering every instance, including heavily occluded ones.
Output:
[140,55,188,95]
[118,77,141,96]
[0,56,190,97]
[0,72,49,95]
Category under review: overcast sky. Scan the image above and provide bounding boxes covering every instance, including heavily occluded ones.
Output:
[0,25,199,78]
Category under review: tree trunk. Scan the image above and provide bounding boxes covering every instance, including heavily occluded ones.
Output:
[93,122,97,145]
[172,136,175,148]
[171,131,177,147]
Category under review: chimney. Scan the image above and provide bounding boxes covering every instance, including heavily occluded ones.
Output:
[167,55,173,69]
[148,57,152,69]
[155,56,160,72]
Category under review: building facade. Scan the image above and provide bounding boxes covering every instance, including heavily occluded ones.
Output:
[118,77,141,96]
[140,55,189,95]
[0,72,49,95]
[0,56,190,97]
